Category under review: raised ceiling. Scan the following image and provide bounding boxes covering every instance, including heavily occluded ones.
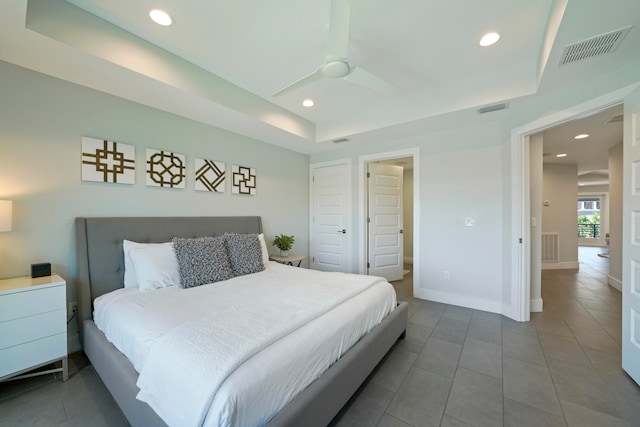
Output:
[1,0,639,154]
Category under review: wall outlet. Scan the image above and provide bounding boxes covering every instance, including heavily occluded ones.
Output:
[443,270,450,280]
[68,301,78,316]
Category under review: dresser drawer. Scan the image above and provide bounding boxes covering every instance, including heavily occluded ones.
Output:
[0,309,66,350]
[0,333,67,378]
[0,286,65,322]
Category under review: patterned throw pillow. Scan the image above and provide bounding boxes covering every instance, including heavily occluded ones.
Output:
[172,236,234,288]
[224,233,265,276]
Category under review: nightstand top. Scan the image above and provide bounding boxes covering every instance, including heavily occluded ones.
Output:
[270,254,305,263]
[0,274,65,294]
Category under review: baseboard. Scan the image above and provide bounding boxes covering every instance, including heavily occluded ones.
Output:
[541,261,579,270]
[413,288,502,314]
[607,275,622,292]
[530,298,543,312]
[403,257,413,264]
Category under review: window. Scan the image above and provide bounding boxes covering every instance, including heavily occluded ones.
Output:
[577,197,600,238]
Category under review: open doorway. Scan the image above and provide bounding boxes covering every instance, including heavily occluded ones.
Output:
[358,148,420,299]
[528,103,622,314]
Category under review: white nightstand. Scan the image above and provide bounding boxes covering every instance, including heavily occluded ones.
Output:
[0,274,68,382]
[270,254,306,267]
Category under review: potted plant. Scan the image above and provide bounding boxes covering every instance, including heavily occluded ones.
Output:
[272,234,295,257]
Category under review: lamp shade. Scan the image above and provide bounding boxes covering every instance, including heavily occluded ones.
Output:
[0,200,12,232]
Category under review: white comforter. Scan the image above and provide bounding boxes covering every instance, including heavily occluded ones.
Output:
[93,262,396,427]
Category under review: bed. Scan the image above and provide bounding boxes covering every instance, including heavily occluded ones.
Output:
[75,216,408,427]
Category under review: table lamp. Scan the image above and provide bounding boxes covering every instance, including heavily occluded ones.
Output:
[0,200,12,232]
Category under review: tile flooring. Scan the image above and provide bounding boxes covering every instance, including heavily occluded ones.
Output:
[1,246,639,426]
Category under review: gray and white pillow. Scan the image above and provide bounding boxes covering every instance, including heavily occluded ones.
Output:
[172,236,234,288]
[224,233,265,276]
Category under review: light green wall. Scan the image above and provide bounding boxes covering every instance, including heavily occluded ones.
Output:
[0,61,310,303]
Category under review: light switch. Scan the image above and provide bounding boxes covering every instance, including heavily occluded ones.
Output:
[464,217,476,227]
[531,217,537,227]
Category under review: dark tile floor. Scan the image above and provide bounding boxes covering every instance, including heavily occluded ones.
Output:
[1,247,638,426]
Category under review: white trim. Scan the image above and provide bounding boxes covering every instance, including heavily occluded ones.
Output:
[608,275,622,292]
[415,288,502,314]
[530,298,543,313]
[309,158,352,272]
[358,148,420,298]
[541,261,579,270]
[510,86,637,322]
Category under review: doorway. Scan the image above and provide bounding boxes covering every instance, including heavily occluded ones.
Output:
[359,148,420,297]
[510,87,630,322]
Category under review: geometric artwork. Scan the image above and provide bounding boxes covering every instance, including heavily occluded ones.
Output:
[81,137,135,184]
[231,164,256,195]
[146,148,186,188]
[195,158,225,192]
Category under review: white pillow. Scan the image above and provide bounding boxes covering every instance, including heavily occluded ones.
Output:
[258,233,269,266]
[123,240,172,287]
[128,245,180,291]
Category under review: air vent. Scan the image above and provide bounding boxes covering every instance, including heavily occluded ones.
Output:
[332,138,349,143]
[559,26,631,66]
[603,114,623,124]
[478,103,508,114]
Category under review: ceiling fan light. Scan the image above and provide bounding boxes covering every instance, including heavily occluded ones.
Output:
[150,9,173,26]
[323,60,350,78]
[479,32,500,47]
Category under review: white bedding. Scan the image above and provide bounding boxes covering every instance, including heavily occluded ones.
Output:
[93,261,397,427]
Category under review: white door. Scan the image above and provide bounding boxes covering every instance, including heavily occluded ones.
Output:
[367,163,403,281]
[310,162,351,272]
[623,85,640,385]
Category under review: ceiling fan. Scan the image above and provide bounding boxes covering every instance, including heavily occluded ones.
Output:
[272,0,395,97]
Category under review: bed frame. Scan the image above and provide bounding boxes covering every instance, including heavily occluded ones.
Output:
[75,216,408,427]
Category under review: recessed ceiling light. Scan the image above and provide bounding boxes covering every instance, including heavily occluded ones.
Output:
[574,134,589,139]
[149,9,173,26]
[302,99,314,107]
[479,32,500,47]
[556,153,568,157]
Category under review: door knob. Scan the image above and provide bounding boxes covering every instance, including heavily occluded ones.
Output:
[338,229,346,234]
[399,229,404,234]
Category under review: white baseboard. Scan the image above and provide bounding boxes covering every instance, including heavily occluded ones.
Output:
[413,288,502,314]
[530,298,543,312]
[403,257,413,264]
[607,275,622,292]
[541,261,579,270]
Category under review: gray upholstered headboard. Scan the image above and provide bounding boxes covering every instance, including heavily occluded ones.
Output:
[75,216,263,342]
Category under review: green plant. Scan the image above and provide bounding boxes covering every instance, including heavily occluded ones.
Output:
[272,234,295,251]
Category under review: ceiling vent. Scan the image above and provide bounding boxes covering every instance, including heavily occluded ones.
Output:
[478,103,508,114]
[559,26,631,66]
[603,114,624,125]
[332,138,349,144]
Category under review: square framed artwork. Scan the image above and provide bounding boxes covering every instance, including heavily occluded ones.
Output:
[195,158,225,192]
[232,165,256,195]
[81,137,135,184]
[146,148,186,188]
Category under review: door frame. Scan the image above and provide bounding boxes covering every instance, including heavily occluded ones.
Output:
[510,85,635,322]
[359,148,420,293]
[309,158,352,272]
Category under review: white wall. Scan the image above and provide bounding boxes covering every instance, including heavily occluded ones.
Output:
[542,164,578,268]
[608,143,623,289]
[0,61,310,305]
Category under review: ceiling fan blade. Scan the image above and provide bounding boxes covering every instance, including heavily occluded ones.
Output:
[344,66,395,93]
[272,67,324,97]
[326,0,350,60]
